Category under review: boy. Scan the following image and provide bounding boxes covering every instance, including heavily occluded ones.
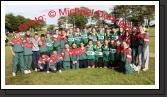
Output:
[23,36,33,73]
[109,39,117,68]
[78,41,88,68]
[97,27,105,43]
[52,30,61,54]
[39,34,48,53]
[60,31,67,54]
[102,39,110,68]
[49,50,63,73]
[61,43,71,70]
[86,39,96,68]
[74,28,81,47]
[111,27,119,40]
[67,28,75,47]
[94,41,103,68]
[90,28,98,46]
[37,53,50,73]
[10,33,28,77]
[81,27,88,45]
[114,40,122,69]
[70,42,79,69]
[45,33,54,56]
[32,33,40,71]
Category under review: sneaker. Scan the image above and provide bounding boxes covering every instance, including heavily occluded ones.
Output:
[47,71,50,73]
[104,66,107,68]
[12,72,16,77]
[59,70,62,73]
[28,70,31,73]
[35,68,38,72]
[88,66,91,68]
[142,68,148,71]
[24,70,29,74]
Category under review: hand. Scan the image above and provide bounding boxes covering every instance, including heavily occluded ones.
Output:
[12,52,15,56]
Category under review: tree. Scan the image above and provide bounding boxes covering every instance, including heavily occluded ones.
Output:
[47,24,55,31]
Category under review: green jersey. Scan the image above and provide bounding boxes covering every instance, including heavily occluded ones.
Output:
[45,38,53,51]
[92,33,97,45]
[81,32,88,44]
[74,34,81,47]
[78,48,87,60]
[86,45,95,60]
[12,38,24,53]
[98,31,104,42]
[94,46,103,60]
[111,32,118,40]
[102,45,110,62]
[109,44,116,61]
[67,34,74,47]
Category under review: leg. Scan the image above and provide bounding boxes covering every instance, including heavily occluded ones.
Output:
[12,52,19,73]
[32,52,36,70]
[76,61,79,69]
[28,55,32,70]
[144,46,149,69]
[19,52,25,73]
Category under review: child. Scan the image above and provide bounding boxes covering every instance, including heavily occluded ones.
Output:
[45,33,54,56]
[94,40,103,68]
[49,50,63,73]
[67,28,75,47]
[39,34,48,53]
[74,28,81,47]
[78,41,88,68]
[109,39,117,68]
[60,31,67,54]
[52,30,61,54]
[97,27,105,43]
[114,40,122,69]
[70,42,79,69]
[61,43,71,70]
[81,27,88,45]
[23,36,33,73]
[10,33,28,76]
[111,27,119,40]
[121,41,135,74]
[32,33,40,71]
[90,28,98,45]
[102,39,110,68]
[37,52,50,73]
[86,39,96,68]
[138,26,150,71]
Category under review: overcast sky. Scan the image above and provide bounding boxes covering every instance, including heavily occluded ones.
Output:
[5,5,114,25]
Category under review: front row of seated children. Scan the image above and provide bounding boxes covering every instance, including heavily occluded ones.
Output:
[36,39,139,74]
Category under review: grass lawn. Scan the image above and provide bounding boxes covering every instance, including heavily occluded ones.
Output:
[5,27,155,85]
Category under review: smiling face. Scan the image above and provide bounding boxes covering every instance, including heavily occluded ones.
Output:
[72,43,77,48]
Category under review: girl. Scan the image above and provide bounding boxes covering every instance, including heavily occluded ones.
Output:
[102,39,110,68]
[121,41,134,74]
[61,43,71,70]
[23,36,33,73]
[70,42,79,69]
[10,33,27,76]
[38,52,50,73]
[138,26,150,71]
[86,39,96,68]
[39,34,48,53]
[78,41,88,68]
[94,41,103,68]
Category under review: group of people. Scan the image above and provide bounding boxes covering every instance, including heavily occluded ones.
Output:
[9,25,150,77]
